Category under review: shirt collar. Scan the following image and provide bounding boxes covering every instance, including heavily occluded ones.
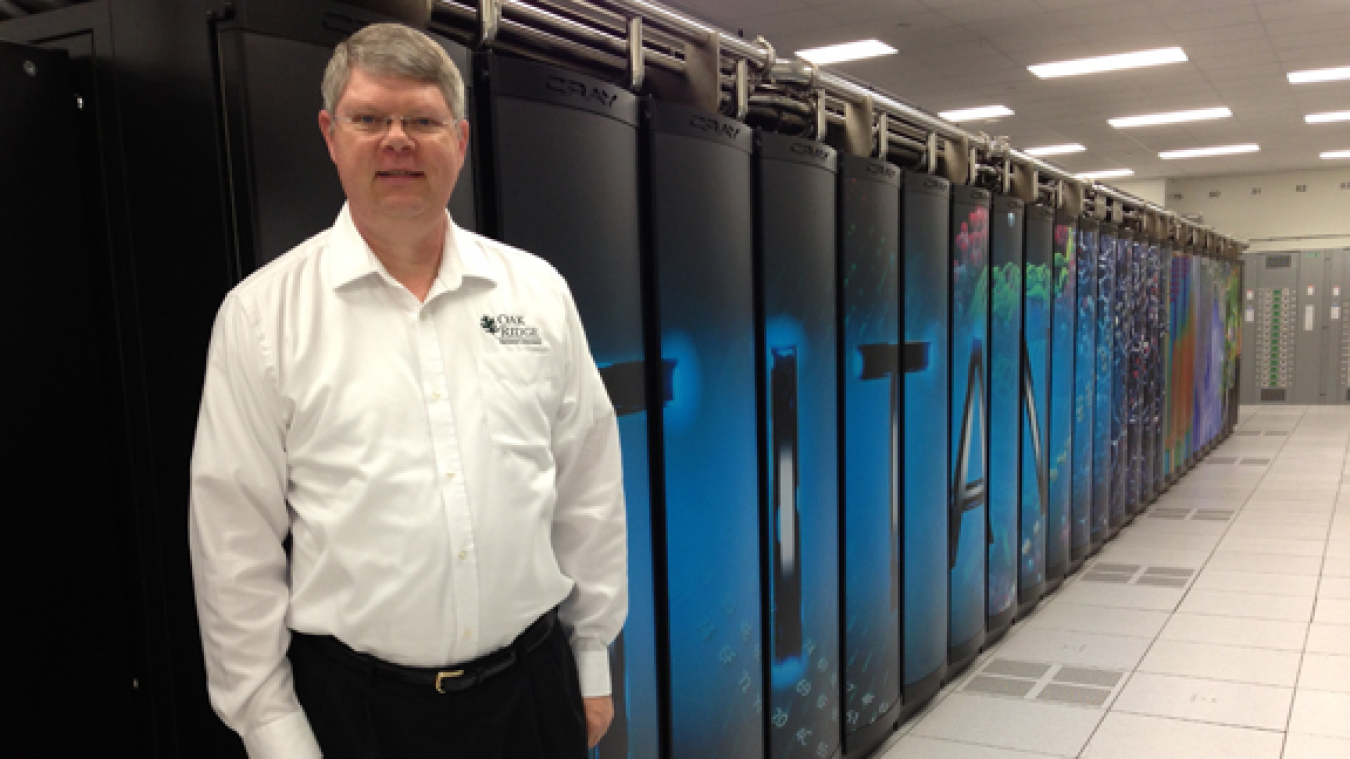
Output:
[325,203,498,292]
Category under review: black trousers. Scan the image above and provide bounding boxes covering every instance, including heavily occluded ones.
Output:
[290,619,588,759]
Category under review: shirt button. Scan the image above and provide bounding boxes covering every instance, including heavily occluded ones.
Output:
[458,550,468,560]
[463,629,473,640]
[430,390,441,400]
[445,472,456,480]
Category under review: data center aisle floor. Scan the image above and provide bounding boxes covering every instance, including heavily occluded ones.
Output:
[871,405,1350,759]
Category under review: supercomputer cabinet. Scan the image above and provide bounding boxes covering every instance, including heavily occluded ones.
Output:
[644,99,759,759]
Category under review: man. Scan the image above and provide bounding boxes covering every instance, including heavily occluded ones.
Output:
[189,23,626,759]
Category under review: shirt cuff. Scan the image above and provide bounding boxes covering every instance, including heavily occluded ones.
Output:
[243,710,323,759]
[572,644,612,698]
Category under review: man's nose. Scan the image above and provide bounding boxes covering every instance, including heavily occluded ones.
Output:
[381,119,414,149]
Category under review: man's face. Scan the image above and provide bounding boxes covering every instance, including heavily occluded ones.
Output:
[319,68,470,226]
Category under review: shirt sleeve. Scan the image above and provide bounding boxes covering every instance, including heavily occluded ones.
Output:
[188,295,322,758]
[548,282,629,698]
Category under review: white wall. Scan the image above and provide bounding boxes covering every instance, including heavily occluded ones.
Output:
[1109,179,1167,207]
[1160,167,1350,252]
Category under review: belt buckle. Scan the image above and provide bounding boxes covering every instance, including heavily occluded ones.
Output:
[435,670,464,694]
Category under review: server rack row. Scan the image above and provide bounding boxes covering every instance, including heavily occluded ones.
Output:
[484,64,1243,758]
[0,3,1244,757]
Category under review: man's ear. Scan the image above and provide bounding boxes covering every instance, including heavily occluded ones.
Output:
[318,110,338,164]
[456,118,471,156]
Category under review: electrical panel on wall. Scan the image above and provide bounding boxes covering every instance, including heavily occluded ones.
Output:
[1253,255,1296,402]
[1341,304,1350,401]
[1324,250,1349,405]
[1341,281,1350,401]
[1293,251,1326,404]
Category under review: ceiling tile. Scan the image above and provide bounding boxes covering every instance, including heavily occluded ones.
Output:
[1256,0,1350,22]
[1162,6,1262,31]
[1035,0,1119,11]
[929,0,1046,24]
[1275,46,1350,67]
[798,0,931,26]
[1170,21,1269,46]
[735,8,833,37]
[1266,27,1350,51]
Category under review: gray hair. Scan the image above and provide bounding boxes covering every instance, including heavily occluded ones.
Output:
[322,23,466,120]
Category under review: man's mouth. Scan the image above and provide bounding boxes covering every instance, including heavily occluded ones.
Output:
[377,170,425,178]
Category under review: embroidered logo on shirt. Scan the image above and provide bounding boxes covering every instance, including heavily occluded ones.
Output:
[481,313,542,346]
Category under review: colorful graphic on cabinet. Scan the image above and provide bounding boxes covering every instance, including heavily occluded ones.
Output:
[840,163,902,738]
[1110,234,1132,528]
[1140,243,1161,500]
[1157,245,1173,485]
[1071,223,1099,555]
[1046,219,1076,570]
[1092,227,1117,539]
[758,134,840,759]
[1126,240,1145,512]
[1224,261,1242,431]
[987,200,1023,622]
[1020,209,1052,596]
[948,188,990,657]
[645,101,760,759]
[1167,250,1194,467]
[901,176,951,693]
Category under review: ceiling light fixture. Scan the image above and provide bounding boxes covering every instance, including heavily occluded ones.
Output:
[1108,107,1232,128]
[1322,150,1350,159]
[939,105,1014,122]
[1306,111,1350,124]
[1289,66,1350,84]
[1024,143,1086,156]
[1029,47,1188,78]
[795,39,898,65]
[1076,169,1135,180]
[1159,144,1259,160]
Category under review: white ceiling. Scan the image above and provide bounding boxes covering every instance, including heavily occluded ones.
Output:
[664,0,1350,180]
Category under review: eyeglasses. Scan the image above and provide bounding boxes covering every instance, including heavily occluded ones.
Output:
[334,114,458,137]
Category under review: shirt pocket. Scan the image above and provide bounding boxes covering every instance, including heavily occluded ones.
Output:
[477,352,557,450]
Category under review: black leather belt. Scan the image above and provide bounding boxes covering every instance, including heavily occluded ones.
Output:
[291,609,556,694]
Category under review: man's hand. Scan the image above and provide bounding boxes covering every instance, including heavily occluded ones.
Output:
[583,695,614,749]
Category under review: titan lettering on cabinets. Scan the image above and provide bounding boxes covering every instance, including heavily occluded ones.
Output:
[986,196,1024,630]
[1020,205,1053,605]
[643,98,762,759]
[838,155,903,753]
[947,185,991,666]
[900,173,952,703]
[755,131,842,759]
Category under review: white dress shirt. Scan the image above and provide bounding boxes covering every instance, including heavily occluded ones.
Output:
[189,204,627,759]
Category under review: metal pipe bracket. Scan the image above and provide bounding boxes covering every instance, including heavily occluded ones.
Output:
[644,23,721,113]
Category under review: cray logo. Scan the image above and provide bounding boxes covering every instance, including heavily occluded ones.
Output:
[688,114,741,140]
[866,163,898,179]
[481,313,542,346]
[545,75,617,109]
[790,142,831,161]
